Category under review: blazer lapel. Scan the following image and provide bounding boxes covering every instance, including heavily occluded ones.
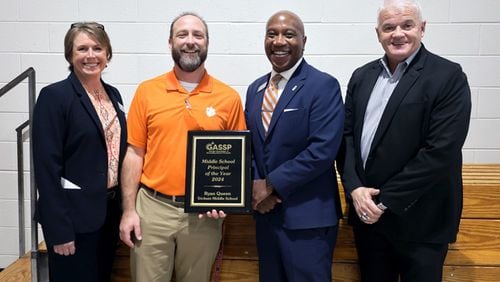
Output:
[369,49,426,155]
[70,74,106,141]
[105,85,126,131]
[355,63,382,136]
[266,62,307,137]
[350,63,381,173]
[253,77,270,141]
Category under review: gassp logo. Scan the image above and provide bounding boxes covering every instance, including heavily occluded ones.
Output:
[205,141,232,153]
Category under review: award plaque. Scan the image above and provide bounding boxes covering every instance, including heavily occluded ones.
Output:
[185,130,251,213]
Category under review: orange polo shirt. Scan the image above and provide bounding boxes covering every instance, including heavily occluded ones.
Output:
[127,70,247,195]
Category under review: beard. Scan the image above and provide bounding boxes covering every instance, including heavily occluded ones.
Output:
[171,45,207,72]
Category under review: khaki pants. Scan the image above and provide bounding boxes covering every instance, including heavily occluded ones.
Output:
[131,188,223,282]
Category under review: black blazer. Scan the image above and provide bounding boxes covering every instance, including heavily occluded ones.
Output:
[339,45,471,243]
[32,72,127,246]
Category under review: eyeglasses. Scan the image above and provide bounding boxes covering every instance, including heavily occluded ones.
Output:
[70,22,105,31]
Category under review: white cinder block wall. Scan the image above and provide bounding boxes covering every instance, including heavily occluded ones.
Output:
[0,0,499,268]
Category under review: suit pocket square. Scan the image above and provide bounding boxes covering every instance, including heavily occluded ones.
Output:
[61,177,81,190]
[284,108,299,112]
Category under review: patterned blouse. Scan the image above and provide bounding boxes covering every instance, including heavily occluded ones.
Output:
[87,89,121,188]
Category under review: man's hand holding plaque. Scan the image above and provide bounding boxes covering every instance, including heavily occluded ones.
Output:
[199,209,227,219]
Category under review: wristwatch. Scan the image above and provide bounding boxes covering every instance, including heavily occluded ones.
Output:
[377,202,388,211]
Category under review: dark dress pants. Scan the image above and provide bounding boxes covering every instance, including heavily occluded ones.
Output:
[47,188,121,282]
[97,188,122,282]
[47,231,100,282]
[353,224,449,282]
[256,216,338,282]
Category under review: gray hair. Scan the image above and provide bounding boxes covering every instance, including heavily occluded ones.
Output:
[377,0,423,26]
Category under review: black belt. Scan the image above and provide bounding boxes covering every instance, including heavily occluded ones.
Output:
[141,184,185,203]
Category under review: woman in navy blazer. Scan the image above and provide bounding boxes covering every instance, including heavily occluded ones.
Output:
[32,22,127,282]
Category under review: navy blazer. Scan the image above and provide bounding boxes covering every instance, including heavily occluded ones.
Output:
[32,72,127,246]
[339,45,471,243]
[245,60,345,229]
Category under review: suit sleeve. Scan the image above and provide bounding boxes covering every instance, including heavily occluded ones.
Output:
[338,69,364,195]
[32,88,75,246]
[268,77,345,200]
[244,83,263,180]
[379,66,471,215]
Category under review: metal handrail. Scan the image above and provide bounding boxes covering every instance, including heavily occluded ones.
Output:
[15,120,30,256]
[0,67,38,282]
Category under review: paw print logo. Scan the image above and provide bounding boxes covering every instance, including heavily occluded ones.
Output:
[206,106,216,117]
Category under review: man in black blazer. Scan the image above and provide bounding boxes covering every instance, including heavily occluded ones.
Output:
[338,1,471,281]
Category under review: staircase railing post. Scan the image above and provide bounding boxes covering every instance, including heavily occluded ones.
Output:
[2,67,41,281]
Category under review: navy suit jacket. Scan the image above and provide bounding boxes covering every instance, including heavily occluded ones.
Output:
[32,72,127,246]
[245,60,344,229]
[339,45,471,243]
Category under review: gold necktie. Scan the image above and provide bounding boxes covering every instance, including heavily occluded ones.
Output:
[261,74,282,133]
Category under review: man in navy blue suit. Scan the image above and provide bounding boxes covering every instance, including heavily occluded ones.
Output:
[245,10,345,282]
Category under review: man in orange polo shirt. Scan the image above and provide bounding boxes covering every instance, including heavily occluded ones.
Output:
[119,12,246,282]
